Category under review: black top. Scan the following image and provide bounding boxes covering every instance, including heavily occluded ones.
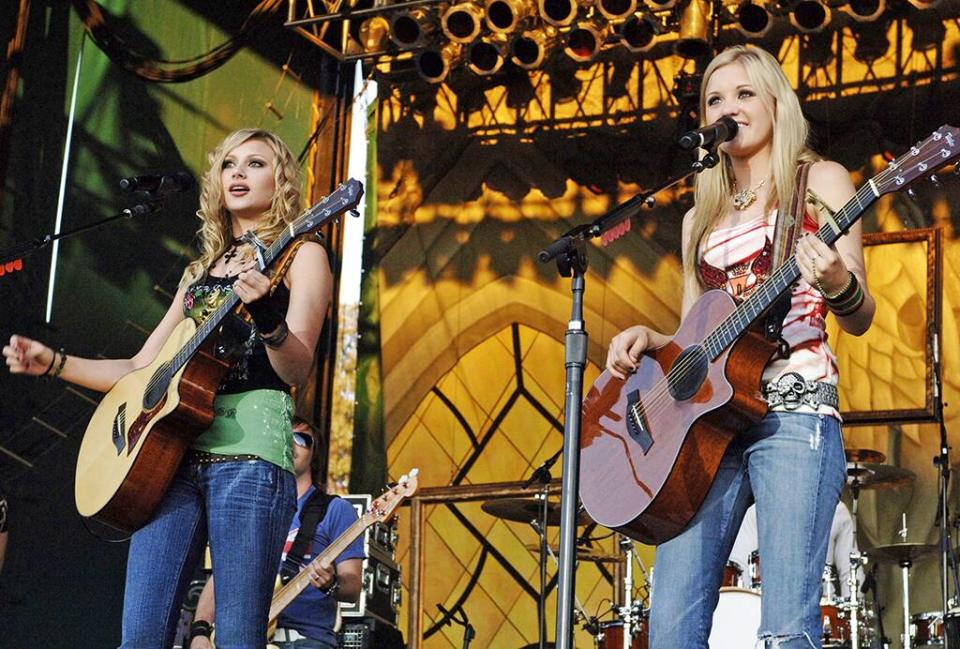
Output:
[183,274,291,395]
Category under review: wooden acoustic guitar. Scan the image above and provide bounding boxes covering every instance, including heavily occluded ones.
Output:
[74,179,363,533]
[580,125,958,545]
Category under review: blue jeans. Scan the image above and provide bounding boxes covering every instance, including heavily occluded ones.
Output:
[649,412,846,649]
[274,640,336,649]
[120,459,296,649]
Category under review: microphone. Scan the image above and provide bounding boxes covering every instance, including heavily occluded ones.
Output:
[119,171,195,194]
[677,116,739,150]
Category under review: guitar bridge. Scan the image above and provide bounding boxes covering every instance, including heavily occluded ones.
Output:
[112,403,127,455]
[626,390,654,454]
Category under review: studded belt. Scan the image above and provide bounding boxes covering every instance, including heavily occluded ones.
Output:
[186,450,260,465]
[763,372,839,411]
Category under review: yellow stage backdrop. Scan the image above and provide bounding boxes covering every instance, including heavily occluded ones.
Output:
[358,31,960,648]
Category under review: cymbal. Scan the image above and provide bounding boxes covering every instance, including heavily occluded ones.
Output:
[866,542,937,564]
[845,448,886,464]
[481,498,591,526]
[845,463,915,490]
[524,544,623,564]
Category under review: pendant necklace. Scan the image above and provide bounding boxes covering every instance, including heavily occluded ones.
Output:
[732,178,767,211]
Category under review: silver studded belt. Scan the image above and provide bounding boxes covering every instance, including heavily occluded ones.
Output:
[763,372,839,411]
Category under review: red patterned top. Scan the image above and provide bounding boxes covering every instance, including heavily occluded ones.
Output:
[698,210,839,393]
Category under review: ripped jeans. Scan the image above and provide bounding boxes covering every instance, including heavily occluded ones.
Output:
[649,412,846,648]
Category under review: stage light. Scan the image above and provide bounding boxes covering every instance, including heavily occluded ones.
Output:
[843,0,884,22]
[467,36,507,75]
[734,1,772,38]
[801,31,834,67]
[908,11,945,50]
[539,0,579,27]
[564,19,608,62]
[618,12,659,52]
[389,8,435,49]
[358,15,391,52]
[442,2,484,44]
[416,42,463,83]
[647,0,679,11]
[510,28,556,69]
[853,20,890,61]
[485,0,533,34]
[789,0,830,33]
[597,0,638,21]
[905,0,941,9]
[676,0,712,59]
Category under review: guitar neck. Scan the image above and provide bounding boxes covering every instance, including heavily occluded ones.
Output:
[171,228,295,372]
[703,181,878,359]
[267,515,370,621]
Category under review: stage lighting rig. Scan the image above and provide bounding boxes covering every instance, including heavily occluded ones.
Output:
[676,0,713,59]
[442,2,484,43]
[485,0,533,34]
[789,0,831,33]
[564,19,609,62]
[510,28,557,69]
[618,12,660,52]
[733,1,773,38]
[597,0,639,21]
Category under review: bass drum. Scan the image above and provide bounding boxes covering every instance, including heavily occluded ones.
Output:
[709,587,761,648]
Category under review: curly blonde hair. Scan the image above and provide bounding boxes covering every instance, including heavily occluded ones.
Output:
[180,129,302,287]
[684,45,820,292]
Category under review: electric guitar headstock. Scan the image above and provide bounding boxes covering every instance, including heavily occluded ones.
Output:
[360,468,420,527]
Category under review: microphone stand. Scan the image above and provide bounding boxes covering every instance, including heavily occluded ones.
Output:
[437,603,475,649]
[0,200,166,265]
[523,451,561,649]
[538,145,723,649]
[932,328,959,647]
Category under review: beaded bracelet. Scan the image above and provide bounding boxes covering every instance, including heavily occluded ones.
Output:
[816,271,855,303]
[52,347,67,378]
[829,284,865,317]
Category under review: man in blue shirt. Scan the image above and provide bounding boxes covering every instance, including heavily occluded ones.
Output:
[190,416,365,649]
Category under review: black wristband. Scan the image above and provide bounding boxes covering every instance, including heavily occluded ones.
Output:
[52,347,67,378]
[41,349,57,377]
[189,620,213,639]
[243,293,284,335]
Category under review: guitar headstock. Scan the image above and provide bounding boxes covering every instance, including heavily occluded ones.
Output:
[873,125,959,196]
[292,178,364,236]
[364,469,420,525]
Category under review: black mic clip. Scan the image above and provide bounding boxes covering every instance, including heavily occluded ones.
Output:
[119,171,195,196]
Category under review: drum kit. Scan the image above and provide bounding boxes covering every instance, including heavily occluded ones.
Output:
[481,445,953,649]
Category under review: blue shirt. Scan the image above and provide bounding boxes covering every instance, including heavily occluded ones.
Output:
[276,487,366,644]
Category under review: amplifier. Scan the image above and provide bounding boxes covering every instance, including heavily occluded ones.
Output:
[337,617,404,649]
[341,494,403,625]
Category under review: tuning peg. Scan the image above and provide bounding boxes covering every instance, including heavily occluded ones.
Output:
[348,209,360,218]
[907,188,917,200]
[930,174,941,188]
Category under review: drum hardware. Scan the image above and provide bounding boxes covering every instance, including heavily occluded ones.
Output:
[865,515,938,649]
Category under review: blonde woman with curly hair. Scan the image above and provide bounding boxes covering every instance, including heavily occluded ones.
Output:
[606,46,874,648]
[4,129,332,647]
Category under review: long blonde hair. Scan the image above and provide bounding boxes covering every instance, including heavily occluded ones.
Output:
[684,45,820,291]
[180,128,302,287]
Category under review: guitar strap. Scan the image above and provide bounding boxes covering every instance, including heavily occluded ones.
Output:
[235,231,325,325]
[279,489,337,585]
[762,162,811,353]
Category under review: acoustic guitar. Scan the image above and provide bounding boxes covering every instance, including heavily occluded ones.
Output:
[580,125,958,545]
[74,179,363,532]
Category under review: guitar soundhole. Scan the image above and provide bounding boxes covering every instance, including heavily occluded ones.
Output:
[667,345,709,401]
[143,363,173,411]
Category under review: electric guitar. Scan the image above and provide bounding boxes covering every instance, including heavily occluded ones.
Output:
[209,470,420,649]
[266,470,419,639]
[74,180,364,532]
[579,125,959,545]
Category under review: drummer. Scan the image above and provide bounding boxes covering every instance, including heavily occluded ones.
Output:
[730,501,862,599]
